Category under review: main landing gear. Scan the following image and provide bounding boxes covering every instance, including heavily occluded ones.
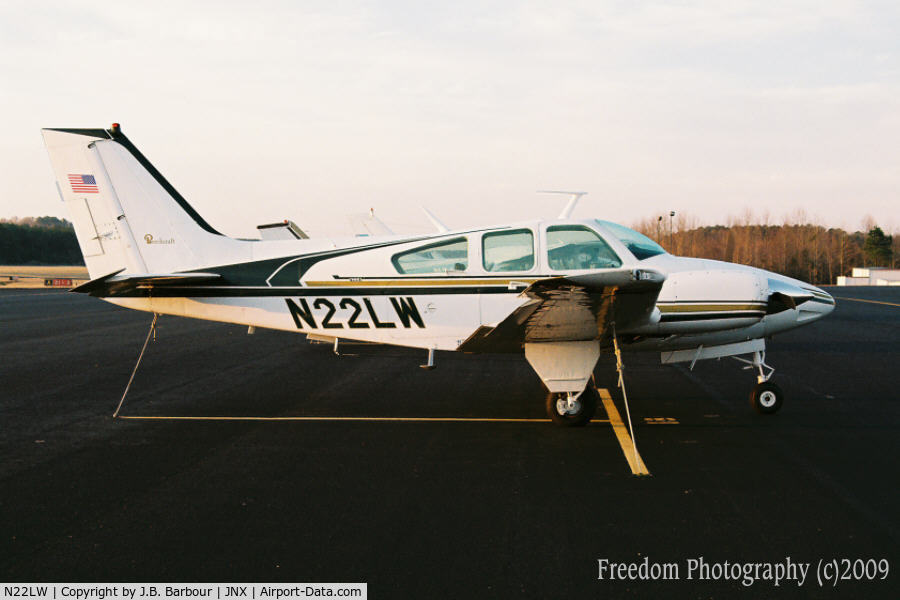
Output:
[524,340,601,427]
[735,350,783,414]
[545,386,598,427]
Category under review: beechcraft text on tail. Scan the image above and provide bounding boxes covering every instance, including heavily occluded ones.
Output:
[41,123,834,428]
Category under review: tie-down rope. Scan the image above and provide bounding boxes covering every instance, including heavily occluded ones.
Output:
[113,313,158,418]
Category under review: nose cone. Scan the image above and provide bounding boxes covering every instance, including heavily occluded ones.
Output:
[799,284,835,320]
[767,275,834,325]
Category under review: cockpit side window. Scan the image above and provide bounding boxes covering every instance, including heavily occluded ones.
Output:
[546,225,622,270]
[596,220,666,260]
[392,237,468,274]
[483,229,535,272]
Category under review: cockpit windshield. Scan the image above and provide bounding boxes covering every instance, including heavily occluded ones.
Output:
[596,220,667,260]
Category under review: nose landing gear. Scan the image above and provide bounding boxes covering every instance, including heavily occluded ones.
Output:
[751,381,783,414]
[734,350,783,414]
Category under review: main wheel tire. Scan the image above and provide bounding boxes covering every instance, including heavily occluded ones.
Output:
[545,386,598,427]
[750,381,783,414]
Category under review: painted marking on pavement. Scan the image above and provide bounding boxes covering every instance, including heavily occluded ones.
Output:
[832,296,900,308]
[597,388,650,476]
[117,415,611,424]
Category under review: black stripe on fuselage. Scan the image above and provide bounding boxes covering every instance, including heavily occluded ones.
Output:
[172,240,434,289]
[328,274,549,281]
[659,311,765,322]
[656,300,766,305]
[99,285,526,298]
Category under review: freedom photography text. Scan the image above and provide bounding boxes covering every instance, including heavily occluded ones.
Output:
[596,556,890,588]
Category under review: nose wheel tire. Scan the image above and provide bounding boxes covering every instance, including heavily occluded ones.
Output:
[750,381,783,414]
[545,386,598,427]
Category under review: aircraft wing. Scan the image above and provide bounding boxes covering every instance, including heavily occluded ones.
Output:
[71,269,220,296]
[348,211,394,236]
[458,268,665,353]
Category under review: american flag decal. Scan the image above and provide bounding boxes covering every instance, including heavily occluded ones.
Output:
[67,174,99,193]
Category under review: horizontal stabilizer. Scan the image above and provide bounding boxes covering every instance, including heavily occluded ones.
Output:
[71,269,220,296]
[257,220,309,240]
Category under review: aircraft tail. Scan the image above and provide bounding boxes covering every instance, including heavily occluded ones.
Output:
[41,124,244,279]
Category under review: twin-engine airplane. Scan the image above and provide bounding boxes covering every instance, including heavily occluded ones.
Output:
[42,124,834,426]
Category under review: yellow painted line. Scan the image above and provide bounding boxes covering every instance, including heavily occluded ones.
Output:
[597,388,650,476]
[117,415,610,423]
[832,296,900,308]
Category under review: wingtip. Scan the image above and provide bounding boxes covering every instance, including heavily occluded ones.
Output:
[421,206,450,233]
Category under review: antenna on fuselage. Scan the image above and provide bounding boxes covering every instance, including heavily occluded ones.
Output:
[538,190,588,219]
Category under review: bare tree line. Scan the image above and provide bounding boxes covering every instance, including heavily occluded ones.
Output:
[1,212,896,283]
[632,210,898,285]
[0,217,82,265]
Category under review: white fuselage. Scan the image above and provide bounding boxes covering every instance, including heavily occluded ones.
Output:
[41,125,835,412]
[104,218,834,354]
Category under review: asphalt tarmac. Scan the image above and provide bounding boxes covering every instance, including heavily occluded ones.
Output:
[1,287,898,598]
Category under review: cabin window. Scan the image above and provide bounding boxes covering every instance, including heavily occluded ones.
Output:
[392,237,468,274]
[483,229,535,272]
[546,225,622,270]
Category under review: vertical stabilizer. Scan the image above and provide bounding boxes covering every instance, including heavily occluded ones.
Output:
[41,124,245,279]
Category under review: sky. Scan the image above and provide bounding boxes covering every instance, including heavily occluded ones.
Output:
[1,0,898,238]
